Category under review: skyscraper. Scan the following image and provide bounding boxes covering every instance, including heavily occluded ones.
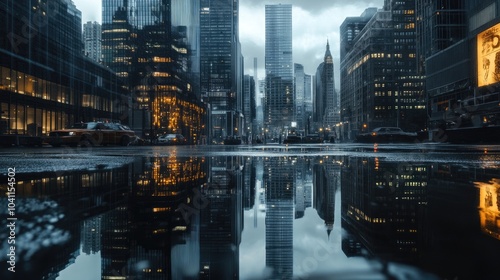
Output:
[315,41,338,132]
[265,4,294,137]
[102,0,205,144]
[340,1,426,140]
[83,21,102,62]
[294,63,305,130]
[243,74,256,142]
[200,0,242,144]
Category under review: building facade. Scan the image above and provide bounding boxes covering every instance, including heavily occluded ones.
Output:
[423,0,500,142]
[0,0,129,140]
[265,4,294,138]
[102,0,205,144]
[340,2,426,140]
[200,0,243,144]
[83,21,102,63]
[415,0,467,75]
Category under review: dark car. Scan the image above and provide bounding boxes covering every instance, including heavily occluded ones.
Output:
[283,135,302,144]
[356,127,417,143]
[46,122,137,147]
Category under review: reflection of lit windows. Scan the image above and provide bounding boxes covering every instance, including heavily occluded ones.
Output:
[153,207,170,212]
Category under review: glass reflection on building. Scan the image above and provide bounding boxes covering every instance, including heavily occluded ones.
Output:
[102,0,206,143]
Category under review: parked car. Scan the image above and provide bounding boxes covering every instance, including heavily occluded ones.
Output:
[283,135,302,144]
[157,134,187,145]
[302,134,322,144]
[46,122,137,147]
[223,136,242,145]
[356,127,418,143]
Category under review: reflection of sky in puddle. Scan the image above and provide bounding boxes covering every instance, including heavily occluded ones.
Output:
[57,248,100,280]
[240,191,383,280]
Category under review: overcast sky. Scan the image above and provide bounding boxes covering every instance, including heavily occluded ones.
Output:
[73,0,384,88]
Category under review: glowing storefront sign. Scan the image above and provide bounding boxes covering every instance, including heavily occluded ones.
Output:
[477,23,500,87]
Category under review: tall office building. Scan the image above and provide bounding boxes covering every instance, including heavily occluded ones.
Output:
[83,21,102,62]
[304,74,313,132]
[243,74,256,141]
[265,4,294,137]
[340,1,426,140]
[0,0,128,142]
[102,0,205,143]
[294,63,305,131]
[314,41,338,132]
[200,0,242,144]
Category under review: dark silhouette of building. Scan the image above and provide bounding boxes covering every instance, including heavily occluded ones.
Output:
[313,159,339,238]
[199,156,243,279]
[200,0,243,144]
[314,41,338,132]
[243,74,256,142]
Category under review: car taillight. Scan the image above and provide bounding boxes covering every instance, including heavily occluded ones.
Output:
[371,132,377,136]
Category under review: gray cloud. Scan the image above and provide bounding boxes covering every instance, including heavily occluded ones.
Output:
[242,0,384,13]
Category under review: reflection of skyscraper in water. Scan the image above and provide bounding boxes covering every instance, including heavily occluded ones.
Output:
[294,158,313,219]
[314,159,340,238]
[264,157,294,279]
[200,156,243,279]
[101,207,131,279]
[295,160,306,219]
[82,216,102,255]
[244,157,256,211]
[341,157,429,262]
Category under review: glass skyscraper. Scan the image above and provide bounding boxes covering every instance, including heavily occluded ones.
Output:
[102,0,205,144]
[265,4,294,137]
[200,0,243,144]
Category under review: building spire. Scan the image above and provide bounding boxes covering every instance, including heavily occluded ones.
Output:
[324,39,332,63]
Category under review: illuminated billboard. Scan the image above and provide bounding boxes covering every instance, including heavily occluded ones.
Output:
[478,23,500,87]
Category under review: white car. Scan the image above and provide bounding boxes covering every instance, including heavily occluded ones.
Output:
[157,134,187,145]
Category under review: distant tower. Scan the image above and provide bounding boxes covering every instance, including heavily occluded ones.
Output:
[314,40,336,130]
[294,63,306,130]
[83,21,102,62]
